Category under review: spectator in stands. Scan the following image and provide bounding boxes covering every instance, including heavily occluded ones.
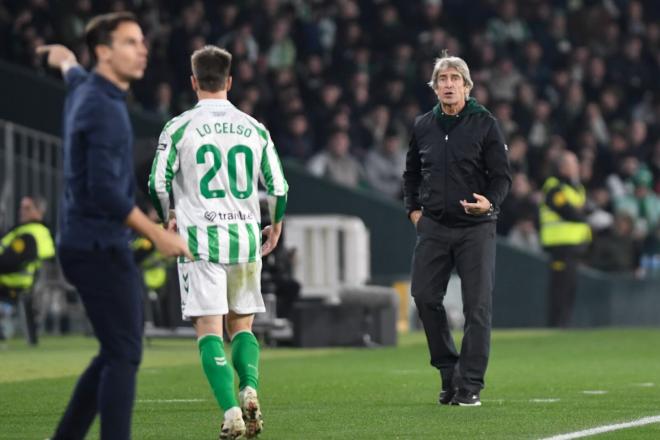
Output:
[614,167,660,238]
[498,172,537,236]
[489,58,523,103]
[152,81,173,120]
[486,0,529,49]
[361,103,392,152]
[307,129,363,188]
[507,133,529,175]
[607,149,637,192]
[508,213,542,254]
[512,81,537,134]
[266,17,296,71]
[493,101,518,139]
[588,211,639,273]
[365,127,406,199]
[276,112,315,162]
[585,186,615,233]
[527,100,554,149]
[310,81,342,146]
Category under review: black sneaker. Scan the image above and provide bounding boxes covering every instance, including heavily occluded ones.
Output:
[438,387,456,405]
[450,389,481,406]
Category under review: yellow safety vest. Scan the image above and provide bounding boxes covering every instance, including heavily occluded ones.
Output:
[132,236,168,290]
[539,177,592,247]
[0,222,55,290]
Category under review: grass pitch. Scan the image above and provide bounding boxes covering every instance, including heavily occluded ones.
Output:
[1,329,659,439]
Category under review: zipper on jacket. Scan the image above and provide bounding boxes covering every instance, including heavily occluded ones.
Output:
[444,134,448,217]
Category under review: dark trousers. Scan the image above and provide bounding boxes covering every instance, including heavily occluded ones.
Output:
[411,217,496,393]
[53,246,143,440]
[545,246,580,328]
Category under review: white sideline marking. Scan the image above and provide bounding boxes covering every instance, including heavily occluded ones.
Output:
[482,399,505,405]
[137,399,205,403]
[539,415,660,440]
[481,398,560,404]
[633,382,655,387]
[581,390,608,395]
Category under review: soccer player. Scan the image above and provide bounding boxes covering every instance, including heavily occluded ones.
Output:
[149,46,288,439]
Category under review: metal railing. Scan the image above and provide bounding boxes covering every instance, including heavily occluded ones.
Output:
[0,120,63,231]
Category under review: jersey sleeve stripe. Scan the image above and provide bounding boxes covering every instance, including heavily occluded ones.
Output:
[247,120,268,146]
[260,145,275,194]
[263,142,288,196]
[274,195,287,223]
[165,121,191,194]
[148,152,166,221]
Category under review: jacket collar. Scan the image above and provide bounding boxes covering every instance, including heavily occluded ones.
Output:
[90,71,128,99]
[432,97,490,120]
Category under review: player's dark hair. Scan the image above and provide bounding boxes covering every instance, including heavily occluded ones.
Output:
[191,46,232,92]
[85,12,139,63]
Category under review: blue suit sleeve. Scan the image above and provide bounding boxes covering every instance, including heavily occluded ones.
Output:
[64,66,88,90]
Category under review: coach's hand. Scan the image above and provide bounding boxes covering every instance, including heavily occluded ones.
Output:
[36,44,78,74]
[153,228,193,260]
[460,193,492,215]
[167,209,178,232]
[409,210,422,226]
[261,222,282,257]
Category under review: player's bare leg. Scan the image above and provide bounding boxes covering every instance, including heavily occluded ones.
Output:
[227,312,262,438]
[194,315,245,439]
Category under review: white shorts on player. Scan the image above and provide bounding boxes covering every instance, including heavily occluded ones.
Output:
[177,260,266,320]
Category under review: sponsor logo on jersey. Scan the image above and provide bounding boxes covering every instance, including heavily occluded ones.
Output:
[202,211,255,222]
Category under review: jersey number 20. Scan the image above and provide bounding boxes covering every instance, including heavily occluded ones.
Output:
[196,144,253,199]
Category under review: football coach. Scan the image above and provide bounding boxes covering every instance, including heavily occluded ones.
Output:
[37,12,190,439]
[403,51,511,407]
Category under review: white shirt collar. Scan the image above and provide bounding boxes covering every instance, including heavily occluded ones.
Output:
[197,98,234,107]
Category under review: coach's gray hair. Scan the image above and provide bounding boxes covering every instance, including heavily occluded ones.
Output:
[427,50,474,94]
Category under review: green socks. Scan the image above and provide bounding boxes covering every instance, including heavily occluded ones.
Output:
[197,331,260,413]
[231,331,260,391]
[198,334,238,411]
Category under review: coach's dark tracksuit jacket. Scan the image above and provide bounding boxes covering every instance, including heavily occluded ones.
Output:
[403,97,511,226]
[403,97,511,393]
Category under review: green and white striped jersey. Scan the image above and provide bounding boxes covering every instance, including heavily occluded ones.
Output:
[149,99,288,264]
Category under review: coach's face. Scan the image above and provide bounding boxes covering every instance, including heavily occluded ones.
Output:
[102,21,148,82]
[434,67,468,107]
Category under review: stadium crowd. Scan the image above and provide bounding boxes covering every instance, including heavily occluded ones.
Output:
[1,0,659,275]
